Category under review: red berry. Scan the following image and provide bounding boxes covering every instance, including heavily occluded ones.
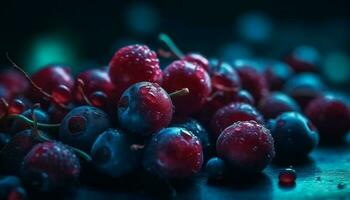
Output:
[7,99,25,115]
[51,85,71,105]
[109,45,162,94]
[0,69,29,97]
[264,61,294,91]
[183,53,209,72]
[21,142,80,190]
[143,127,203,179]
[211,103,264,140]
[89,91,108,108]
[235,65,269,102]
[279,168,297,186]
[305,95,350,141]
[284,46,320,73]
[74,68,119,106]
[30,65,74,105]
[162,60,211,117]
[216,120,275,174]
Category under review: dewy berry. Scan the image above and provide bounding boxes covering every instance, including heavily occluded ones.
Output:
[109,44,162,94]
[211,102,264,140]
[216,120,275,174]
[278,168,297,186]
[118,82,173,137]
[21,142,80,192]
[143,127,203,179]
[183,53,210,72]
[162,60,211,117]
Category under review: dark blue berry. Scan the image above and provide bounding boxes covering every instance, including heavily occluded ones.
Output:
[206,157,226,180]
[91,129,142,177]
[59,106,111,151]
[0,176,21,199]
[259,92,300,119]
[268,112,319,161]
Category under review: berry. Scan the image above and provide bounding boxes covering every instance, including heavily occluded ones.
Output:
[206,157,226,180]
[162,60,211,117]
[0,129,42,174]
[305,95,350,141]
[183,53,209,72]
[118,82,173,137]
[278,168,297,186]
[0,133,10,150]
[109,44,162,94]
[211,102,264,140]
[0,69,29,97]
[258,92,300,120]
[7,187,27,200]
[216,121,275,174]
[234,64,269,102]
[91,129,142,177]
[143,127,203,179]
[268,112,319,160]
[283,73,326,109]
[47,104,69,124]
[0,176,21,199]
[208,59,241,93]
[264,61,294,90]
[59,106,111,151]
[21,142,80,192]
[234,90,255,105]
[7,99,25,115]
[284,46,320,73]
[74,68,119,107]
[170,118,210,150]
[0,85,12,101]
[11,109,50,133]
[29,65,74,105]
[51,85,71,105]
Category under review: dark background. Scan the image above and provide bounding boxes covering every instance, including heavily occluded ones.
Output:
[1,0,350,79]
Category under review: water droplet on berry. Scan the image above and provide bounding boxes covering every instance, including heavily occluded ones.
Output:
[279,168,297,186]
[52,85,71,104]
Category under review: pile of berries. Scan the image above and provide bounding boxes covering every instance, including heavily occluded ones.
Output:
[0,34,349,199]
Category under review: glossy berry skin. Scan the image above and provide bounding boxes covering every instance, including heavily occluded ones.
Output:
[206,157,226,180]
[305,95,350,141]
[11,109,50,133]
[0,69,29,97]
[216,121,275,174]
[109,45,162,94]
[284,46,320,73]
[279,168,297,186]
[258,92,300,120]
[162,60,211,117]
[118,82,173,137]
[171,118,210,150]
[59,106,111,151]
[74,68,119,107]
[211,103,264,140]
[283,73,325,109]
[47,104,69,123]
[21,142,80,192]
[0,176,21,199]
[235,65,269,102]
[268,112,319,160]
[143,127,203,179]
[235,90,255,105]
[0,129,42,174]
[183,53,209,72]
[91,129,142,177]
[30,65,74,105]
[264,61,294,90]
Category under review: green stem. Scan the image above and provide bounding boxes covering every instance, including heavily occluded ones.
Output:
[169,88,189,98]
[6,114,60,129]
[158,33,184,59]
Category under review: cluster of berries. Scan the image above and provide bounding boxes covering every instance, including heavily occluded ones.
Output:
[0,34,349,199]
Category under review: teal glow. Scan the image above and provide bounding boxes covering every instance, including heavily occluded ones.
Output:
[26,35,77,73]
[322,52,350,84]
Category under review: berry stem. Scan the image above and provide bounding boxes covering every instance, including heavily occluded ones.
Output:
[158,33,184,59]
[169,88,190,98]
[71,147,92,162]
[77,79,93,106]
[6,114,61,129]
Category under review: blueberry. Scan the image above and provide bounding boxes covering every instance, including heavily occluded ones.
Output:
[268,112,319,161]
[259,92,300,119]
[11,108,50,134]
[91,129,142,177]
[0,176,21,198]
[171,118,210,150]
[206,157,226,180]
[59,106,111,151]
